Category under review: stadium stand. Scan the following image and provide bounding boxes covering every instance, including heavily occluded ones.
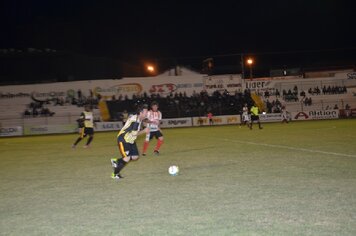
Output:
[1,69,355,127]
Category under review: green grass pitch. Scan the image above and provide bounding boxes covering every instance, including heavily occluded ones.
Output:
[1,119,356,235]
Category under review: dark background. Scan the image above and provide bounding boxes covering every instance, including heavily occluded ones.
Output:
[1,0,355,83]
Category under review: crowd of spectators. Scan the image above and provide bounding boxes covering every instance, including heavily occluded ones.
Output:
[107,89,255,120]
[265,99,282,113]
[22,89,99,118]
[303,97,313,106]
[23,101,55,117]
[308,85,347,95]
[260,83,349,112]
[20,83,351,120]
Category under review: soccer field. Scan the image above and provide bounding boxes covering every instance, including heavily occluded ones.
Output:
[1,120,356,235]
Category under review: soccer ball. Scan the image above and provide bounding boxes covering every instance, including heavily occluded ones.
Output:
[168,165,179,176]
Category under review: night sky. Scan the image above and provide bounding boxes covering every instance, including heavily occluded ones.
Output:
[1,0,356,78]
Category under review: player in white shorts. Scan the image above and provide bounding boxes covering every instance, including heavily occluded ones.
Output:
[281,105,289,123]
[240,103,251,128]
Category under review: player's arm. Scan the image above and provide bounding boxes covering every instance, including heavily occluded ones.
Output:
[143,118,157,124]
[92,113,97,128]
[77,112,85,127]
[75,113,85,133]
[137,128,148,136]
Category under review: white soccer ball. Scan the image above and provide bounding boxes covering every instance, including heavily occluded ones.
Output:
[168,165,179,176]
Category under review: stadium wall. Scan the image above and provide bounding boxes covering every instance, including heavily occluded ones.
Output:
[1,71,354,108]
[1,110,350,137]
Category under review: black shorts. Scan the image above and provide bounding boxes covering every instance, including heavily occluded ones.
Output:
[81,127,94,137]
[117,140,139,158]
[149,130,163,140]
[251,115,260,121]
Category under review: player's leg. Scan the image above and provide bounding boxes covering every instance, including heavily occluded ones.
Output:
[72,137,83,147]
[244,115,251,129]
[247,119,251,129]
[84,128,94,148]
[250,116,254,130]
[111,142,141,179]
[111,141,131,179]
[142,132,151,156]
[154,131,164,155]
[72,128,85,148]
[258,118,263,129]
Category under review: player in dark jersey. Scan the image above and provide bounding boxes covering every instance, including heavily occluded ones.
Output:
[72,105,95,148]
[110,104,149,180]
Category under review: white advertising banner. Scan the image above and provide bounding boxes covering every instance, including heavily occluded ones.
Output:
[192,115,241,126]
[291,109,339,121]
[203,75,242,94]
[95,122,123,131]
[1,68,351,109]
[259,113,283,123]
[24,124,77,135]
[244,80,274,91]
[160,118,192,128]
[0,126,23,137]
[0,68,206,106]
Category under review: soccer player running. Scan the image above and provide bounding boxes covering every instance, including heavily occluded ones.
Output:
[72,105,95,148]
[250,103,263,130]
[240,103,251,129]
[110,104,149,180]
[281,105,289,123]
[142,101,164,156]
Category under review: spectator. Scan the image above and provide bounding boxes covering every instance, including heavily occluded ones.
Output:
[207,112,213,125]
[24,109,31,117]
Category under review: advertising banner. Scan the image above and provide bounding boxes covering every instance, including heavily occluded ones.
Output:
[192,115,241,126]
[291,109,339,121]
[338,109,356,118]
[95,122,123,131]
[0,126,23,137]
[160,118,192,128]
[259,113,283,123]
[24,124,77,135]
[244,80,273,91]
[203,75,242,94]
[0,67,206,107]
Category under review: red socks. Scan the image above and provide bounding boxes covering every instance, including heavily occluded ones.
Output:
[155,139,163,151]
[143,141,149,154]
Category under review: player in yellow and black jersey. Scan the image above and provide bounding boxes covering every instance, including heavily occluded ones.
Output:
[110,104,149,180]
[72,105,95,148]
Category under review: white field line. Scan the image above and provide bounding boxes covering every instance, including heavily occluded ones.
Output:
[219,138,356,158]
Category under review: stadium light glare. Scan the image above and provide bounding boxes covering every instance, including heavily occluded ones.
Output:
[147,65,155,73]
[246,58,254,79]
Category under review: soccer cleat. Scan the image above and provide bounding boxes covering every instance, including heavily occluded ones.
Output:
[83,145,90,148]
[154,150,159,155]
[142,153,146,156]
[111,173,123,180]
[71,145,76,149]
[111,158,118,168]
